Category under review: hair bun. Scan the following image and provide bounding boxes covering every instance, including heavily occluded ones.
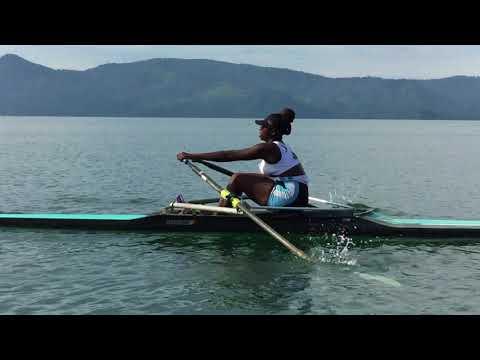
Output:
[280,108,295,123]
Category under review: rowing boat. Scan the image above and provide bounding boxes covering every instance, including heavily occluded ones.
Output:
[1,196,480,237]
[1,159,480,238]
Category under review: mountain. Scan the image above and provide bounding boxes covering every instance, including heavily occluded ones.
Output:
[1,53,480,119]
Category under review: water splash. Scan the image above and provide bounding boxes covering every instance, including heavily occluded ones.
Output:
[329,184,363,206]
[306,232,402,287]
[309,233,357,266]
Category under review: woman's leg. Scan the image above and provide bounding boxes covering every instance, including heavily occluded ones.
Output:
[220,173,275,206]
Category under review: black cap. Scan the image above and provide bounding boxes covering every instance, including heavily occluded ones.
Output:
[255,113,293,135]
[255,113,283,128]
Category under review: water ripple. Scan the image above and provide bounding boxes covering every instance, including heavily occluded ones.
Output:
[2,117,480,314]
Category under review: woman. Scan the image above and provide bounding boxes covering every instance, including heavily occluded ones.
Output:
[176,113,309,208]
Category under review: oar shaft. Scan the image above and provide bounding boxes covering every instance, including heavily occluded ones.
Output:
[192,159,234,177]
[239,206,310,260]
[183,160,310,261]
[308,196,353,209]
[186,160,223,193]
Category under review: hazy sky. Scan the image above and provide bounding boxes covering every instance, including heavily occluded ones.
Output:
[1,45,480,79]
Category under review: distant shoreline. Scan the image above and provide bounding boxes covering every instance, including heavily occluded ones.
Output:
[3,54,480,121]
[1,115,479,121]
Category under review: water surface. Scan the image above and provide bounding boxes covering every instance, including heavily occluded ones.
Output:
[1,116,480,314]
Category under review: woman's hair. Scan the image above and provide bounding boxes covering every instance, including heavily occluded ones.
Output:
[281,108,295,123]
[280,108,295,135]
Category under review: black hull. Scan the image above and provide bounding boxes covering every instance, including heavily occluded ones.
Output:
[1,210,480,238]
[0,211,353,233]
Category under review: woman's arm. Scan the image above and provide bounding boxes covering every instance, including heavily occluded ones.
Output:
[177,143,280,163]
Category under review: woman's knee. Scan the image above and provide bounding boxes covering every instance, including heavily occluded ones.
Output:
[229,172,242,185]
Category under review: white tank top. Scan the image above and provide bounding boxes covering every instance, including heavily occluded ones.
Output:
[258,141,309,184]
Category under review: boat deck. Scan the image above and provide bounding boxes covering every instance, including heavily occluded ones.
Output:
[0,213,146,221]
[364,212,480,229]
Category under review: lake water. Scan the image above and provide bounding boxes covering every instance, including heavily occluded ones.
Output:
[1,116,480,314]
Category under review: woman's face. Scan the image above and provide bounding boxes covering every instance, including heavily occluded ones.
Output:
[259,124,271,141]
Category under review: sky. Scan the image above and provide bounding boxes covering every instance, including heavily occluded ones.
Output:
[1,45,480,79]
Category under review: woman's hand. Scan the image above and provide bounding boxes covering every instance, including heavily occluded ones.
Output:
[176,152,191,161]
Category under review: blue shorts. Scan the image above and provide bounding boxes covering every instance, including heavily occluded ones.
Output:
[267,181,300,207]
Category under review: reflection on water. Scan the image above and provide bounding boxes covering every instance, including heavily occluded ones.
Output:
[138,232,315,314]
[2,224,480,314]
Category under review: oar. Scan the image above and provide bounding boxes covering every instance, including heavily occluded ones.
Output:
[182,160,311,261]
[192,160,353,209]
[307,197,353,209]
[192,159,234,176]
